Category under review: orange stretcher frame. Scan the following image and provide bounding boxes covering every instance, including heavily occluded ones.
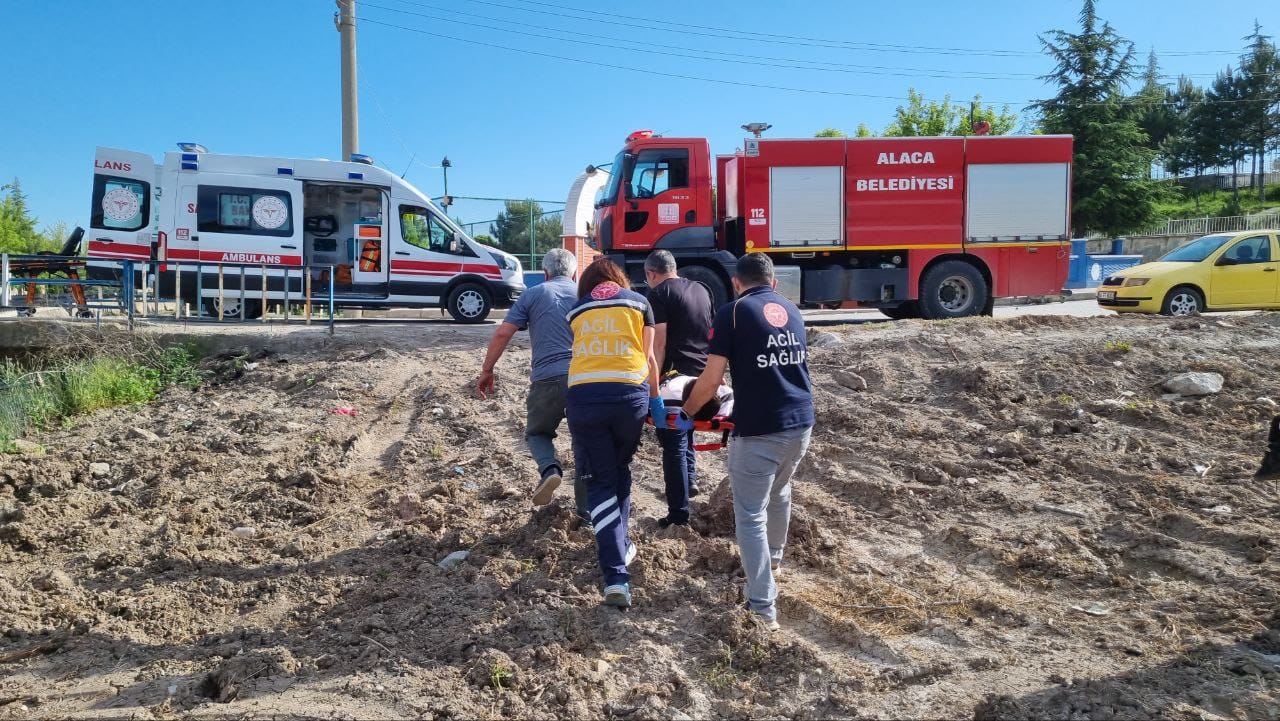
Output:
[647,415,735,451]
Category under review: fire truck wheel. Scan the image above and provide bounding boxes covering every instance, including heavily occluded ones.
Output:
[919,261,988,320]
[446,283,492,323]
[880,301,920,320]
[678,264,729,308]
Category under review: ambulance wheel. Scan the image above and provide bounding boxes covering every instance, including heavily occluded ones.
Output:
[446,283,491,323]
[203,298,262,320]
[919,261,988,320]
[879,301,919,320]
[678,264,729,308]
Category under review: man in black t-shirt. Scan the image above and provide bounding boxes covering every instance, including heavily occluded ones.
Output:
[682,253,814,631]
[644,250,713,527]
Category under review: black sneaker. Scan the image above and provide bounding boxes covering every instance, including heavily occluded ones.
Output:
[657,516,688,530]
[532,464,562,506]
[688,483,701,498]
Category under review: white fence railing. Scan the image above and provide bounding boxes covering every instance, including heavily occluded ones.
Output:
[1154,209,1280,236]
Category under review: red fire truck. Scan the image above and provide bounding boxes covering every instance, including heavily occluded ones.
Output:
[589,130,1073,318]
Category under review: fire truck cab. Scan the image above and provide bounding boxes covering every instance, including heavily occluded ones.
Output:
[88,145,524,322]
[590,130,1073,318]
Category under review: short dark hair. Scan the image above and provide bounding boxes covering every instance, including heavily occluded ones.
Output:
[578,257,630,299]
[644,250,677,274]
[734,253,774,287]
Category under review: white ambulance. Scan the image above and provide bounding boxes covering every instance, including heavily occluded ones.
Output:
[87,144,524,322]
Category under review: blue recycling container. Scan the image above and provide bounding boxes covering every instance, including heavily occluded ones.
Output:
[1083,254,1144,288]
[523,271,545,288]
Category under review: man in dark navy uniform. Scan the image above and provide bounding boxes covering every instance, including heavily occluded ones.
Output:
[682,253,814,630]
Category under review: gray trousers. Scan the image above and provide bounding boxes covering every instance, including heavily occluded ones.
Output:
[728,425,813,622]
[526,375,589,517]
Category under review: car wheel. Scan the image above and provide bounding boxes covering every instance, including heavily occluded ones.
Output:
[918,261,989,320]
[1161,286,1203,316]
[880,301,920,320]
[447,283,492,323]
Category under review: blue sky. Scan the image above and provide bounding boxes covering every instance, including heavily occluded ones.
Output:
[0,0,1264,234]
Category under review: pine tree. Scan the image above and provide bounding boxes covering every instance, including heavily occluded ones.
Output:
[1132,50,1177,174]
[1034,0,1161,236]
[1205,67,1251,205]
[0,178,44,254]
[1238,22,1280,200]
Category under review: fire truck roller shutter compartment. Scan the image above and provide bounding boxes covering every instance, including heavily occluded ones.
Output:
[965,163,1070,242]
[769,166,843,248]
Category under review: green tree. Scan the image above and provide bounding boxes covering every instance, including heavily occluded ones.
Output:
[1204,66,1251,204]
[1033,0,1161,236]
[883,89,1017,136]
[1131,50,1177,174]
[1162,76,1212,210]
[1238,22,1280,200]
[854,123,876,138]
[490,200,562,260]
[0,179,52,254]
[814,128,846,138]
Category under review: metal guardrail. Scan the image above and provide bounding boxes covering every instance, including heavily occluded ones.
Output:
[1,254,338,335]
[1151,209,1280,237]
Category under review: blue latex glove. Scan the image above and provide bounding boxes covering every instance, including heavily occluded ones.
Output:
[672,410,695,432]
[649,396,668,429]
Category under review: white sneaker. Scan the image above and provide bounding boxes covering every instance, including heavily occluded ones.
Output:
[624,540,637,566]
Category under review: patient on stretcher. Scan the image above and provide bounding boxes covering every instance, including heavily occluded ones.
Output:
[658,373,734,421]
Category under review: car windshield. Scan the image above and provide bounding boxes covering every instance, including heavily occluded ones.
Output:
[594,151,626,208]
[1160,234,1232,262]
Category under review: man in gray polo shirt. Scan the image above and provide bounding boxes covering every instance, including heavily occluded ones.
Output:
[475,248,587,518]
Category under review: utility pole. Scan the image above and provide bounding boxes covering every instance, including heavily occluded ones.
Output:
[335,0,359,161]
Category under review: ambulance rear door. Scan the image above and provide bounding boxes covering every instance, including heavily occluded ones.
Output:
[177,173,302,265]
[89,147,157,263]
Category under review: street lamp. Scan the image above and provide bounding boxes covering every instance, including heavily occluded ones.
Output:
[440,156,452,216]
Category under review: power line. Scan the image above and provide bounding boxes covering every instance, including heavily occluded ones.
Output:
[461,0,1241,57]
[357,16,908,101]
[362,2,1047,81]
[389,0,1036,57]
[358,16,1280,109]
[374,0,1268,81]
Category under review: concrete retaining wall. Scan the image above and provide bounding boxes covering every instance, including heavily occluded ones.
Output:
[1086,234,1197,263]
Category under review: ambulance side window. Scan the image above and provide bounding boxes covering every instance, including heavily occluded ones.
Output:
[91,175,150,231]
[400,205,474,256]
[400,205,449,252]
[628,149,689,200]
[196,185,293,237]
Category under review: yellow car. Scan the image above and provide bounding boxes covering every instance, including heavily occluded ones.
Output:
[1097,230,1280,315]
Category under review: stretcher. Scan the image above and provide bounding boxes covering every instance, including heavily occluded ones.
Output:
[647,413,735,452]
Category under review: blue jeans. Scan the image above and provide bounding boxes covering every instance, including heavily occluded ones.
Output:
[655,428,695,522]
[566,392,647,587]
[728,426,813,622]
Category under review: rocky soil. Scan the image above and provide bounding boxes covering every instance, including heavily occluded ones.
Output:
[1,312,1278,719]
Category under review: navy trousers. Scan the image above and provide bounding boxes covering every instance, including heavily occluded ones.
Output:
[566,393,647,587]
[655,428,695,523]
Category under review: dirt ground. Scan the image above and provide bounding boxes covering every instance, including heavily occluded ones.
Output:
[1,312,1278,720]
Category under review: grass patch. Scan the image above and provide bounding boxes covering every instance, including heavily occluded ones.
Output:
[1104,339,1133,353]
[0,344,203,450]
[1154,182,1280,221]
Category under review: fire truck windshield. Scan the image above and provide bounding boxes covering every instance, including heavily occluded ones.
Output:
[594,150,627,208]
